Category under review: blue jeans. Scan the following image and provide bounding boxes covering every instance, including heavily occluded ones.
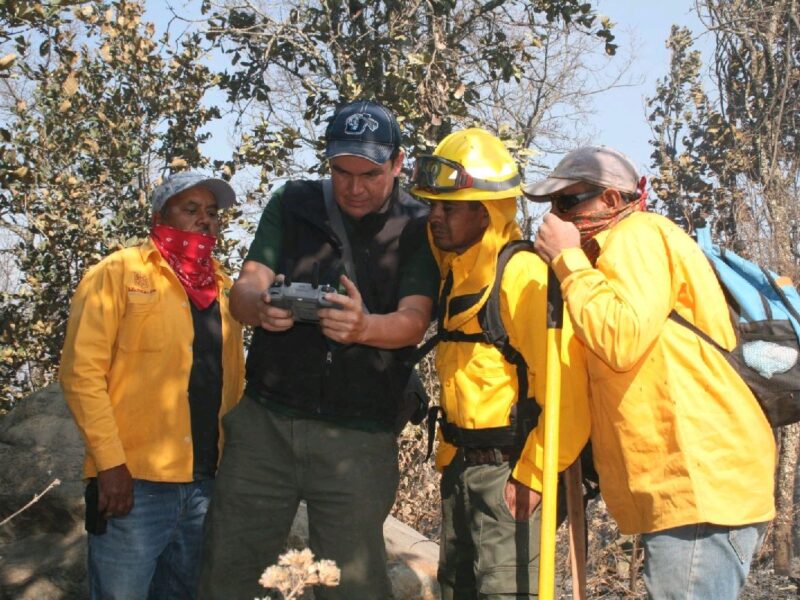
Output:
[88,479,213,600]
[641,522,765,600]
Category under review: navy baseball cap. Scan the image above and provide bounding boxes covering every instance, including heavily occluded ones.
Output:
[324,100,401,164]
[151,171,237,213]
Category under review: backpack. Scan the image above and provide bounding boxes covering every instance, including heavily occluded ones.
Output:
[669,225,800,427]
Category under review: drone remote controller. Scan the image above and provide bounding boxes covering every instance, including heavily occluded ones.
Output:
[268,281,340,323]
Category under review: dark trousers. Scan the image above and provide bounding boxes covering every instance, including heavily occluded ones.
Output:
[199,395,399,600]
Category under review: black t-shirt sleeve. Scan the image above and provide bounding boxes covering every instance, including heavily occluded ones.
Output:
[397,217,439,301]
[244,187,285,271]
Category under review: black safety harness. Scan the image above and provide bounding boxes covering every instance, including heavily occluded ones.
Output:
[414,240,542,460]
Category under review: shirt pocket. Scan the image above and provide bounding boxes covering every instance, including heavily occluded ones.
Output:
[118,292,166,353]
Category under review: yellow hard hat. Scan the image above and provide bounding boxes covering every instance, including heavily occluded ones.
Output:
[411,128,521,201]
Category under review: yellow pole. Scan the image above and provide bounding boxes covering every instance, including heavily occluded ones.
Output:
[539,268,563,599]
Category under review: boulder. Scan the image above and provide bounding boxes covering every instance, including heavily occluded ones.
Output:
[0,385,87,599]
[0,384,440,599]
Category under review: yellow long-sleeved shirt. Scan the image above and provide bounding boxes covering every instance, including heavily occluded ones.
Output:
[435,249,591,491]
[59,238,245,482]
[429,197,590,490]
[553,211,775,534]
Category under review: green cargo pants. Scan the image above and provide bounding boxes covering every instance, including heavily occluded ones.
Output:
[438,452,564,599]
[199,394,399,600]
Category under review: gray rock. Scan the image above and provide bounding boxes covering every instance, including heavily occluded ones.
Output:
[0,384,87,599]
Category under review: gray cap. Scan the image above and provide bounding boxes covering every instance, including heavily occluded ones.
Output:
[523,146,639,200]
[151,171,237,213]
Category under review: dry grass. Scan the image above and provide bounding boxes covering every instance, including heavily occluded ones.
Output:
[391,346,443,542]
[392,421,441,542]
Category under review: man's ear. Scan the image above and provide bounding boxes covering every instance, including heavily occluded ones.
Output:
[602,188,625,210]
[390,150,404,177]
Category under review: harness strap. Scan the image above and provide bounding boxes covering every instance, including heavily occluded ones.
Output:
[425,398,542,460]
[417,240,538,459]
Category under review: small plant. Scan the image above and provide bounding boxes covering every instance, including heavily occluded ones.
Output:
[257,548,340,600]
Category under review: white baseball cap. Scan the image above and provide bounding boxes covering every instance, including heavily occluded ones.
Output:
[151,171,237,213]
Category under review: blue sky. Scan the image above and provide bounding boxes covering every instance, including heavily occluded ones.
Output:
[589,0,711,176]
[144,0,712,185]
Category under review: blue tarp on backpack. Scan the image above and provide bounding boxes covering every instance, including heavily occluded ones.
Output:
[697,226,800,340]
[670,225,800,427]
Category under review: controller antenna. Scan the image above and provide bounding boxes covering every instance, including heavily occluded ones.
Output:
[284,259,294,286]
[311,262,320,289]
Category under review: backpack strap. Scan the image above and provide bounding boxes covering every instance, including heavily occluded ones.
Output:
[420,240,541,459]
[668,310,726,353]
[323,178,371,314]
[763,266,800,331]
[478,240,536,404]
[413,240,534,362]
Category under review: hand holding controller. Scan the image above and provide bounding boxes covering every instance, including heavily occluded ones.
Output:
[267,281,341,323]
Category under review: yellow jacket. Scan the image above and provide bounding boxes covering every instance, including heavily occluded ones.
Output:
[60,238,245,482]
[431,199,591,491]
[553,211,775,534]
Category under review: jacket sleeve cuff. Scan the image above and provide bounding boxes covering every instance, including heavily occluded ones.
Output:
[552,248,593,281]
[89,442,127,473]
[512,459,543,493]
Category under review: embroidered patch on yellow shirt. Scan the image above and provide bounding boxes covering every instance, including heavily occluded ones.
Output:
[128,272,156,295]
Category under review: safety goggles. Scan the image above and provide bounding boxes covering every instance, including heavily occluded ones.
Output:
[550,186,605,213]
[412,155,520,193]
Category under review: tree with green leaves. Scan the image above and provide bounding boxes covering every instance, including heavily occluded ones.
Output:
[646,25,745,240]
[648,3,798,270]
[699,0,799,276]
[203,0,620,194]
[0,0,228,410]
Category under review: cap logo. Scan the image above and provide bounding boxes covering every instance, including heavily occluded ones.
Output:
[344,113,379,136]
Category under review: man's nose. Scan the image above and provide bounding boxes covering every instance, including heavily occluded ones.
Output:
[427,203,443,222]
[348,176,364,196]
[196,210,215,231]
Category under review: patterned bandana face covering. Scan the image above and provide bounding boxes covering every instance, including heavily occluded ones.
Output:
[570,177,648,263]
[150,224,218,309]
[571,197,646,244]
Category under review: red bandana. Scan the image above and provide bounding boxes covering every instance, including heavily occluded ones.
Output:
[150,224,218,310]
[572,176,648,264]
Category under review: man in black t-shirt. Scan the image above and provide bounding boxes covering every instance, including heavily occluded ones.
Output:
[200,100,438,600]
